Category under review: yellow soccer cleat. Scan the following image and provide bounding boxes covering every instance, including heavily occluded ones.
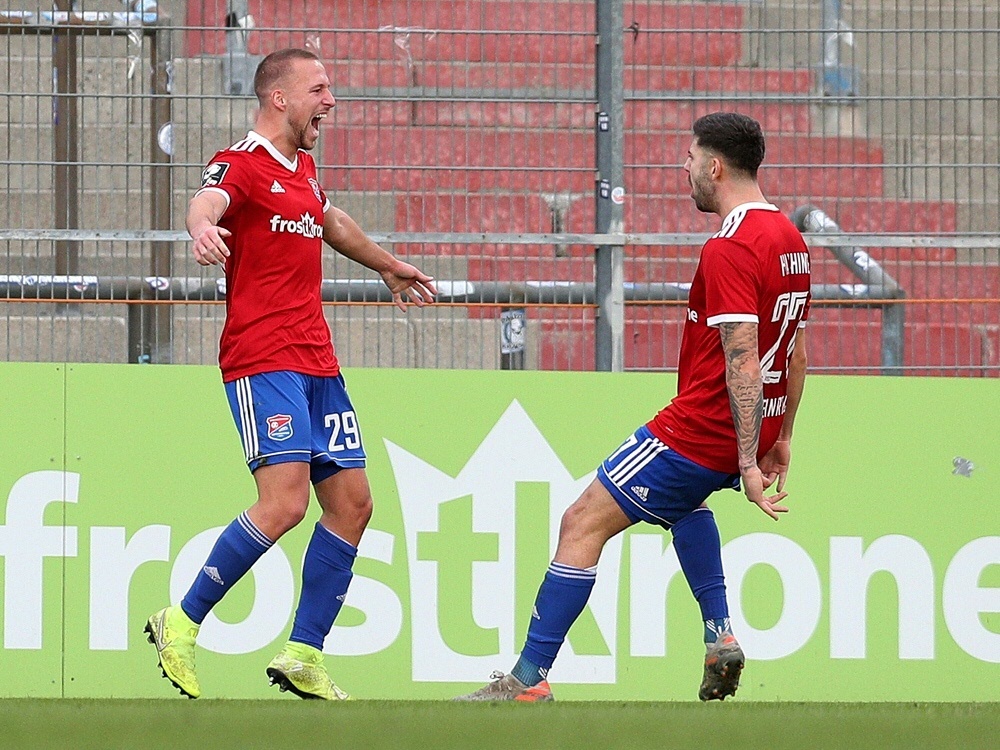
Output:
[266,641,350,701]
[145,606,201,699]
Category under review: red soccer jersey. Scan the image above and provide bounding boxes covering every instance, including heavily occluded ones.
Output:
[196,131,339,382]
[648,202,811,473]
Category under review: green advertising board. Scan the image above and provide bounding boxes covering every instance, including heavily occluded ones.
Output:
[0,363,997,700]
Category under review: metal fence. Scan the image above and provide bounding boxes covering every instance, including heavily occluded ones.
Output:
[1,0,997,375]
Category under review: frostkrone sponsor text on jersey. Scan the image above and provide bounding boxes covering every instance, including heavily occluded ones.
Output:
[269,212,324,238]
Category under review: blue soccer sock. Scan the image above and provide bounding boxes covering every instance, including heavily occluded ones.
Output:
[181,511,274,624]
[289,522,358,651]
[515,562,597,686]
[671,507,731,643]
[705,616,734,643]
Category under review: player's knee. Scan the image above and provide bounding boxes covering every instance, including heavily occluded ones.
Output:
[558,487,624,549]
[349,491,373,529]
[321,486,372,531]
[286,500,311,528]
[558,501,594,544]
[354,492,375,529]
[270,498,309,534]
[248,503,307,541]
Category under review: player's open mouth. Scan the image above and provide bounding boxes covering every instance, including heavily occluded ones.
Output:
[310,113,326,136]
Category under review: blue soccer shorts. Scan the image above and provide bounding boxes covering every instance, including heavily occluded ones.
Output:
[224,371,366,484]
[597,425,740,528]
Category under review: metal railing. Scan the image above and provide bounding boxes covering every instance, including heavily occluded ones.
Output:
[1,1,997,375]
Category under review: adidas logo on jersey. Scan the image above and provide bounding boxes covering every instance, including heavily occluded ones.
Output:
[631,485,650,501]
[270,180,285,193]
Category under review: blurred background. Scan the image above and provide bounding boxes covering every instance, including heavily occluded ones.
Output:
[1,0,997,375]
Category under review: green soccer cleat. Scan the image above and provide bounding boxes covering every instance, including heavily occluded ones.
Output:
[266,641,350,701]
[699,633,745,701]
[454,671,554,702]
[144,606,201,699]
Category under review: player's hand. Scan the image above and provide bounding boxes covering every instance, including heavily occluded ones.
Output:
[759,439,791,491]
[191,225,232,266]
[380,261,437,312]
[741,464,789,521]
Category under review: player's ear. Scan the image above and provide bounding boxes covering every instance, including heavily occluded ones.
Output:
[271,88,286,111]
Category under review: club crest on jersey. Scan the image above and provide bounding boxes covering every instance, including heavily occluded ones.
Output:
[266,414,293,441]
[269,212,324,238]
[307,178,323,205]
[200,162,230,187]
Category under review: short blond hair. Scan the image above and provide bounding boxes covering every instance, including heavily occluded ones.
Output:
[253,48,320,104]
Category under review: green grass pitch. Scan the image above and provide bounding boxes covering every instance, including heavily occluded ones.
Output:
[2,700,998,750]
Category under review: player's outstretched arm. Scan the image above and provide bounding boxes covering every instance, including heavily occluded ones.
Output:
[719,320,788,520]
[759,327,808,491]
[322,207,437,311]
[187,191,231,266]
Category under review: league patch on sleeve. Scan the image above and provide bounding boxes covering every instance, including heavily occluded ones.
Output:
[201,162,231,187]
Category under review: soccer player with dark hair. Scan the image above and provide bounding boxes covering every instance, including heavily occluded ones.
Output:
[145,48,436,700]
[457,112,810,702]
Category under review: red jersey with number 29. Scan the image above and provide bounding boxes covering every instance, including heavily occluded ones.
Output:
[196,130,339,383]
[648,202,811,473]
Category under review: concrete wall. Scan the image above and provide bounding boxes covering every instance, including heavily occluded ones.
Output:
[1,0,996,365]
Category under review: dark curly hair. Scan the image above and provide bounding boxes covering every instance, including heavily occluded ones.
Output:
[692,112,766,178]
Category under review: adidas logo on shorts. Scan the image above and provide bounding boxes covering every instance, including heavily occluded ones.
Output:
[631,485,650,501]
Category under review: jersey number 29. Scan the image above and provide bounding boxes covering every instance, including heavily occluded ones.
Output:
[325,411,361,452]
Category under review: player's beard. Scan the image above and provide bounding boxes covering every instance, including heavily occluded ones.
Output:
[292,114,322,151]
[294,121,316,151]
[689,170,718,214]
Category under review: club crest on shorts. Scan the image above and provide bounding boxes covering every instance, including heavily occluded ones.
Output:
[307,178,323,205]
[266,414,293,441]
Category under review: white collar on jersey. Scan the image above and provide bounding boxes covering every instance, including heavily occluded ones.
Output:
[245,130,299,172]
[721,201,778,225]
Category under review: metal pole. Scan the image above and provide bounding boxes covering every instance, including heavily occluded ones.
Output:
[53,0,79,279]
[820,0,857,97]
[0,276,894,305]
[139,19,174,363]
[822,0,841,73]
[880,303,905,376]
[223,0,260,96]
[594,0,625,371]
[792,205,906,375]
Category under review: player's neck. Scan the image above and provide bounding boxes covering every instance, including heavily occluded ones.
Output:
[252,118,298,161]
[715,183,767,220]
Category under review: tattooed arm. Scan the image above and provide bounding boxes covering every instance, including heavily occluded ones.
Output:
[719,321,789,520]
